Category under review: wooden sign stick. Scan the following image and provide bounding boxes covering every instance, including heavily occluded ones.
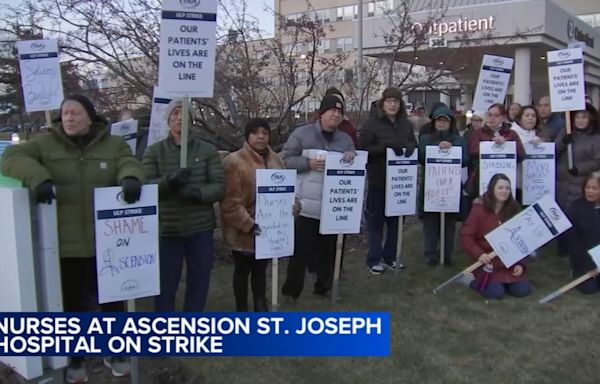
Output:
[395,217,403,276]
[538,269,599,304]
[566,111,574,170]
[432,252,497,294]
[331,233,344,305]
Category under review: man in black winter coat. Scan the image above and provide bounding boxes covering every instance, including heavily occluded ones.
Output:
[358,87,416,275]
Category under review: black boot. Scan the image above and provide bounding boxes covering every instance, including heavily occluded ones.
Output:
[253,297,268,312]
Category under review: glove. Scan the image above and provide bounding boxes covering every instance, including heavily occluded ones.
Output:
[562,134,574,145]
[391,145,404,156]
[404,144,416,157]
[167,168,191,188]
[250,223,262,236]
[568,167,579,176]
[33,180,55,204]
[180,185,203,202]
[121,177,142,204]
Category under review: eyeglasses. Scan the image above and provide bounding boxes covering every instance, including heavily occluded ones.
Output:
[384,98,400,104]
[487,113,502,117]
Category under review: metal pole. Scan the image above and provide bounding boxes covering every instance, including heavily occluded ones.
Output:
[357,0,364,113]
[126,299,139,384]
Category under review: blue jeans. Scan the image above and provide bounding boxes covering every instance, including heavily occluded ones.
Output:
[365,187,399,267]
[155,230,214,312]
[470,280,532,300]
[421,213,456,262]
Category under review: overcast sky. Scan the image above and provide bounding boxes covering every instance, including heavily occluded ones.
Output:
[0,0,275,36]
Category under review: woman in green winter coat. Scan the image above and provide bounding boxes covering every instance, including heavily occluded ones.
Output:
[418,105,469,266]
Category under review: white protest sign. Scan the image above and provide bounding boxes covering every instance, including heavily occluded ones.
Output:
[424,146,462,213]
[472,54,513,112]
[320,151,368,234]
[148,87,172,147]
[547,48,585,112]
[385,148,418,217]
[15,39,64,112]
[587,244,600,269]
[158,0,217,97]
[479,141,517,197]
[522,143,555,205]
[94,185,160,304]
[485,195,572,268]
[255,169,296,260]
[111,119,138,155]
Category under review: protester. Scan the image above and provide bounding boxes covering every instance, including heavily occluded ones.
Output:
[566,172,600,294]
[507,102,522,123]
[462,110,484,144]
[418,101,448,139]
[280,94,355,300]
[358,87,416,274]
[466,103,525,198]
[460,174,531,299]
[511,105,546,202]
[418,105,469,266]
[555,103,600,256]
[409,103,430,139]
[1,94,145,382]
[143,97,225,312]
[536,95,565,141]
[221,118,299,311]
[308,87,358,146]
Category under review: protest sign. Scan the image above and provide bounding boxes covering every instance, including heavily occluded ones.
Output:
[148,87,172,147]
[385,148,418,217]
[158,0,217,97]
[94,185,160,304]
[15,39,64,112]
[472,54,513,112]
[485,194,572,268]
[588,244,600,269]
[319,151,368,234]
[255,169,296,260]
[110,119,138,154]
[423,146,462,213]
[522,142,555,205]
[547,48,585,112]
[479,141,517,197]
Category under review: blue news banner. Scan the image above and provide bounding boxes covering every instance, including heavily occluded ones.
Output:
[0,313,389,357]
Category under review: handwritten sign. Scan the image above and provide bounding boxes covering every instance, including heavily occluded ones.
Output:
[522,143,555,205]
[479,141,517,197]
[385,148,418,216]
[320,151,368,234]
[547,48,585,112]
[158,0,217,97]
[472,54,513,112]
[147,87,172,147]
[485,195,572,268]
[15,39,64,112]
[254,169,296,259]
[424,146,462,213]
[587,244,600,269]
[110,119,138,155]
[94,185,160,304]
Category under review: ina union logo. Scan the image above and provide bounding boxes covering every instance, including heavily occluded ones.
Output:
[548,208,561,221]
[558,51,571,59]
[30,42,45,51]
[492,58,504,66]
[180,0,201,8]
[340,157,354,167]
[491,143,506,152]
[271,172,285,183]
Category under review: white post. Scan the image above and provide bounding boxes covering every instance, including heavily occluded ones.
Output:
[440,92,451,106]
[591,86,600,108]
[514,47,532,105]
[180,96,190,168]
[127,300,140,384]
[271,258,279,311]
[357,0,363,112]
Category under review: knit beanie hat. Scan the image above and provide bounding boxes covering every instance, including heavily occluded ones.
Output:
[165,98,194,124]
[56,94,104,123]
[319,94,344,116]
[381,87,402,100]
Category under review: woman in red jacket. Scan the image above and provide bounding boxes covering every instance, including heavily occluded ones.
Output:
[460,173,531,299]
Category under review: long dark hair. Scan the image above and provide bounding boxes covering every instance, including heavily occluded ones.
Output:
[481,173,521,219]
[581,171,600,199]
[570,103,600,134]
[515,105,546,140]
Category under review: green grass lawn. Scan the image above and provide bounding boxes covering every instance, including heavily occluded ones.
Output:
[166,220,599,384]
